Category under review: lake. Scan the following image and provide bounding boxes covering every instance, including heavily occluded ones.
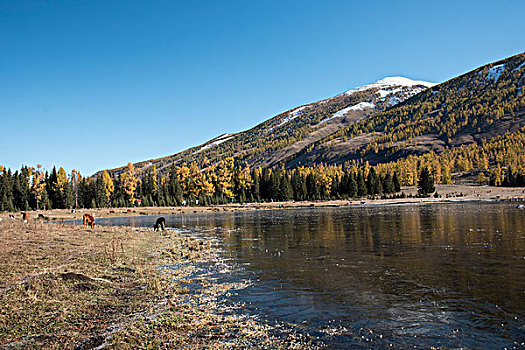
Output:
[95,202,525,348]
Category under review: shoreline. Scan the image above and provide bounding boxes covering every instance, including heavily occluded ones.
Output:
[0,220,319,348]
[2,184,524,223]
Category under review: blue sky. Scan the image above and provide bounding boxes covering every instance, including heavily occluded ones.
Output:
[1,0,523,176]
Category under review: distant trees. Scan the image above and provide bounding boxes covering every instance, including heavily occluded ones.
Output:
[0,161,405,211]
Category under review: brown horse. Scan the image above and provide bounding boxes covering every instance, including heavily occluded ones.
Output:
[83,213,95,229]
[21,212,30,222]
[154,217,166,231]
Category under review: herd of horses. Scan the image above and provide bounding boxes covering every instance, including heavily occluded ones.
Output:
[7,211,168,232]
[81,214,166,231]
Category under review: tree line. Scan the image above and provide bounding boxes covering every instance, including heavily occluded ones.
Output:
[3,123,525,212]
[0,161,403,211]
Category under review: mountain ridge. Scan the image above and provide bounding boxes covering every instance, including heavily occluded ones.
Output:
[100,52,525,177]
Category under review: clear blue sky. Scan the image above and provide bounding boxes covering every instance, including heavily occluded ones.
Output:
[1,0,523,176]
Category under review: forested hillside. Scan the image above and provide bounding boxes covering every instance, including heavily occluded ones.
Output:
[2,124,525,211]
[105,53,524,177]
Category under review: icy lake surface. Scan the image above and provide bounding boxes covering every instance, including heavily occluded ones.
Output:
[96,202,525,348]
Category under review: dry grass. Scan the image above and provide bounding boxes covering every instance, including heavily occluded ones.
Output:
[0,219,319,349]
[0,220,196,348]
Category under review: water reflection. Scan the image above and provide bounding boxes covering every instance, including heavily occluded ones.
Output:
[97,203,525,348]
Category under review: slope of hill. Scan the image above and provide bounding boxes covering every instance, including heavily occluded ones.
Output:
[106,76,436,176]
[104,52,525,176]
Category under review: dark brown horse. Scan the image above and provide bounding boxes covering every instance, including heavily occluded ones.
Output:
[83,213,95,229]
[154,217,166,231]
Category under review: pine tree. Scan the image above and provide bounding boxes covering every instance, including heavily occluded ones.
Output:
[418,167,435,196]
[0,169,14,212]
[367,168,382,196]
[168,164,183,205]
[382,172,394,194]
[13,170,30,210]
[357,170,367,197]
[251,169,261,201]
[48,166,59,208]
[71,169,81,208]
[268,169,281,201]
[279,172,293,200]
[347,172,358,198]
[393,172,401,192]
[306,173,319,200]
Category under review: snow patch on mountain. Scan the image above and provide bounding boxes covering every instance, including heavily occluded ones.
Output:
[487,64,505,81]
[316,102,375,126]
[515,61,525,71]
[340,76,435,108]
[194,134,234,154]
[276,106,306,128]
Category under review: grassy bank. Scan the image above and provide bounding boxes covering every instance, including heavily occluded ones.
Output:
[0,220,317,349]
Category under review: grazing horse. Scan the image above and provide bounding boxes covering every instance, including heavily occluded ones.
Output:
[154,217,166,231]
[83,213,95,229]
[21,212,30,222]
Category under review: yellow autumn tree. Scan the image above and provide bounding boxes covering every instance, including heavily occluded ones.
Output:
[121,162,138,205]
[57,167,68,191]
[233,165,252,195]
[176,163,191,197]
[101,170,114,205]
[31,165,45,210]
[188,162,204,199]
[215,157,234,198]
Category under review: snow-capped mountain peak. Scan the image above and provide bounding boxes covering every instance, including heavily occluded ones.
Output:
[344,76,436,96]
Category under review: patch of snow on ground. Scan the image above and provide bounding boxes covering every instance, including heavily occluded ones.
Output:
[377,87,402,98]
[516,61,525,71]
[374,85,428,108]
[387,96,403,107]
[347,101,375,111]
[487,64,505,81]
[194,134,234,154]
[315,102,375,126]
[276,106,306,128]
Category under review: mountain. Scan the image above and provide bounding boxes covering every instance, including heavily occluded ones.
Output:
[104,52,525,176]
